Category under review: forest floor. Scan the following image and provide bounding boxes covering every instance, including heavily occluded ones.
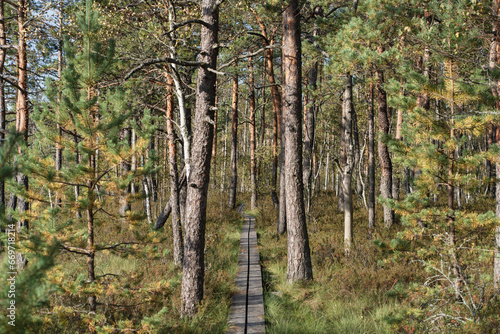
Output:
[250,192,414,334]
[250,191,500,334]
[2,190,499,333]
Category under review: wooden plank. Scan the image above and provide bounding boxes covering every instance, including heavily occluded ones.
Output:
[227,213,265,334]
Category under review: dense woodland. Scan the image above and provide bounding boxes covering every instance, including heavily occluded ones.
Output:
[1,0,500,332]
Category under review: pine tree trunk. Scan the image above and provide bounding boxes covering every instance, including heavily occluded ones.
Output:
[343,74,354,254]
[228,72,238,209]
[447,59,461,300]
[249,57,257,210]
[119,128,131,216]
[352,103,361,196]
[166,70,183,266]
[0,0,5,212]
[55,0,63,207]
[131,127,137,195]
[142,157,153,225]
[87,199,96,312]
[368,82,376,234]
[303,56,317,214]
[278,109,287,235]
[283,0,312,282]
[15,0,28,270]
[491,0,500,289]
[251,10,281,194]
[181,0,219,317]
[375,58,394,228]
[393,104,403,201]
[212,90,218,186]
[338,96,346,212]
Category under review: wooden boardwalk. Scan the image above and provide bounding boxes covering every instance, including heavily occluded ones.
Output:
[227,210,265,334]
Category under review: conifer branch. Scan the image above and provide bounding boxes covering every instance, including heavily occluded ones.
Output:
[96,242,141,251]
[124,57,206,80]
[61,244,91,255]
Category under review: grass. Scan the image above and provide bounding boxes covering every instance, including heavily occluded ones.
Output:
[3,188,499,333]
[2,194,244,333]
[256,191,422,334]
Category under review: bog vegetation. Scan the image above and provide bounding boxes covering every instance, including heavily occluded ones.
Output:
[0,0,500,333]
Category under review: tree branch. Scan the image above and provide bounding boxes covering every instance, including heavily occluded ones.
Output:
[61,244,91,255]
[163,19,211,36]
[124,57,206,80]
[96,242,141,251]
[218,45,280,72]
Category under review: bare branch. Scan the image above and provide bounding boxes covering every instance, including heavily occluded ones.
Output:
[0,74,26,93]
[124,57,206,80]
[218,45,280,72]
[96,242,141,251]
[61,244,91,255]
[163,19,211,36]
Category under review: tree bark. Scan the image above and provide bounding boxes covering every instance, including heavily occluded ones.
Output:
[15,0,28,270]
[212,87,218,186]
[228,70,238,209]
[278,114,287,235]
[251,9,281,193]
[303,55,317,214]
[338,94,346,212]
[55,0,63,207]
[283,0,313,282]
[181,0,219,317]
[249,57,257,210]
[491,0,500,289]
[343,74,354,254]
[86,193,96,312]
[367,81,375,234]
[119,128,131,216]
[375,54,394,228]
[166,70,183,266]
[393,102,403,201]
[0,0,6,211]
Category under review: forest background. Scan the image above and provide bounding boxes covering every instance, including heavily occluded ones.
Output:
[0,0,500,333]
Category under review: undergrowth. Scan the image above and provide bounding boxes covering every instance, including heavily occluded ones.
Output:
[256,191,500,333]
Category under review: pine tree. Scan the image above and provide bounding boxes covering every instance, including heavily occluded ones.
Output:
[22,0,151,317]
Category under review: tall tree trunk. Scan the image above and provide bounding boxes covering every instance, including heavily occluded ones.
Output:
[393,101,403,201]
[278,111,287,234]
[343,74,354,254]
[15,0,28,270]
[375,52,394,228]
[86,192,96,312]
[283,0,313,282]
[119,128,131,216]
[212,87,218,186]
[74,133,81,218]
[55,0,63,207]
[352,102,361,196]
[0,0,6,212]
[166,4,192,181]
[368,81,375,234]
[228,71,238,209]
[250,9,281,196]
[447,58,461,299]
[491,0,500,289]
[304,53,317,214]
[166,70,183,266]
[249,57,257,210]
[338,95,346,212]
[181,0,219,317]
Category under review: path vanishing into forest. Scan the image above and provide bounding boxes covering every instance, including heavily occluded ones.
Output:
[227,205,265,334]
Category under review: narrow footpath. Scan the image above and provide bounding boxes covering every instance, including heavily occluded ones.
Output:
[227,206,265,334]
